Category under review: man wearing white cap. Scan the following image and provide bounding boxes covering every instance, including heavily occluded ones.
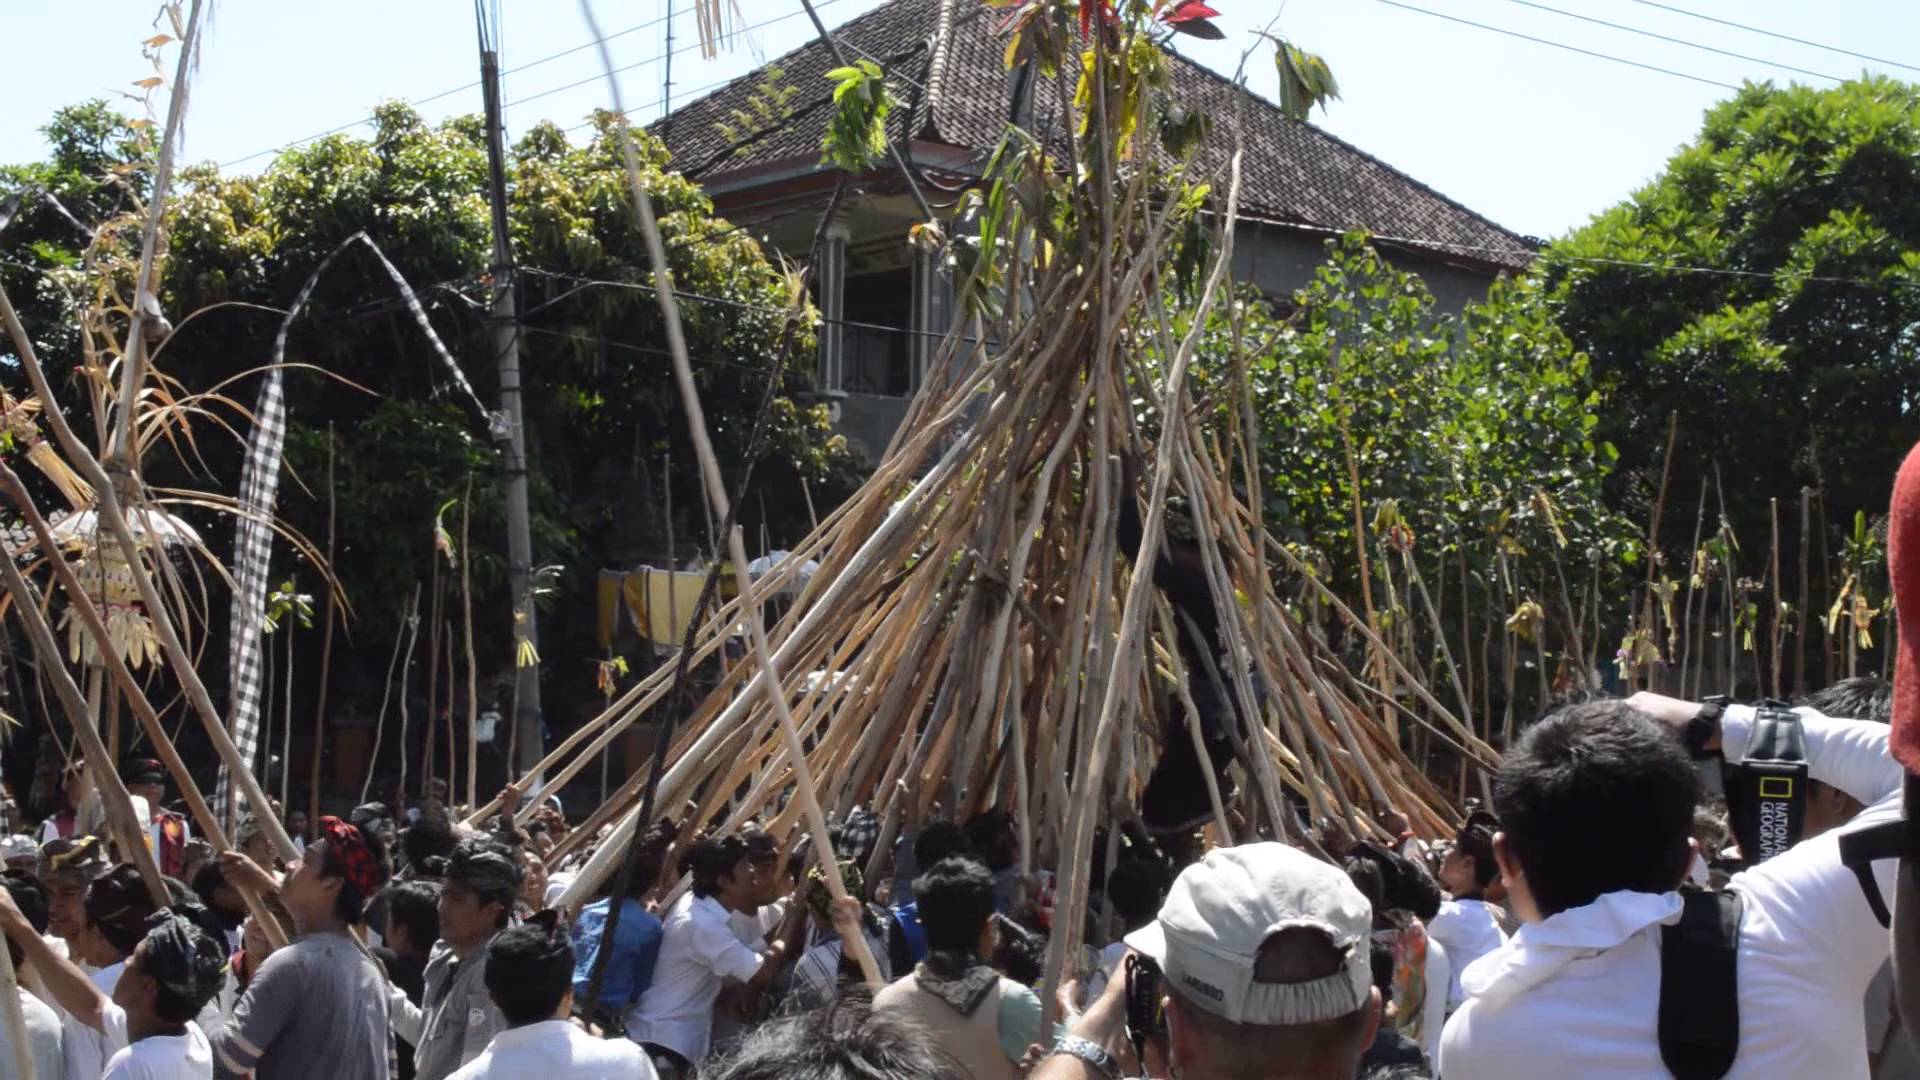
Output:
[1036,842,1381,1080]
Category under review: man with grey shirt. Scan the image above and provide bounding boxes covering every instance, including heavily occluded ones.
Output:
[213,815,396,1079]
[389,838,522,1080]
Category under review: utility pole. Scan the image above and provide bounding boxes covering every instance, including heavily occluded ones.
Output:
[476,0,543,777]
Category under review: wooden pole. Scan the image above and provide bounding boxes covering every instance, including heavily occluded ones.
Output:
[462,476,479,810]
[311,426,337,834]
[585,0,880,983]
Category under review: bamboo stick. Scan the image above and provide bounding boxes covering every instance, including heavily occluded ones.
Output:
[0,933,33,1080]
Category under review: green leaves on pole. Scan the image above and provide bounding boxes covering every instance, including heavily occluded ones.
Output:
[820,60,895,172]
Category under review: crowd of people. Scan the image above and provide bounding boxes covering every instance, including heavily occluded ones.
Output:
[0,674,1912,1078]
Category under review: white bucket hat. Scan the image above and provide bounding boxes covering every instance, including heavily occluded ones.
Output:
[1124,842,1373,1025]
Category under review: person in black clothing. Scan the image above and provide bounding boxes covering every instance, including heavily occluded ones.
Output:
[374,878,441,1080]
[1117,456,1246,834]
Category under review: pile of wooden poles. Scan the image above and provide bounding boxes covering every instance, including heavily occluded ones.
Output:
[539,1,1496,1014]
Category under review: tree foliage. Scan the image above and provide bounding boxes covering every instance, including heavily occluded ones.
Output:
[3,101,861,714]
[1543,77,1920,551]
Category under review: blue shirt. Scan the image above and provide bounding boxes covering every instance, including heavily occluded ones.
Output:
[570,898,664,1012]
[891,902,928,967]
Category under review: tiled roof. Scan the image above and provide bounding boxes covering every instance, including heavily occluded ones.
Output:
[654,0,1534,270]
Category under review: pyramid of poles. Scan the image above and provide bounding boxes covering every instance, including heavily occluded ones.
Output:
[545,8,1495,991]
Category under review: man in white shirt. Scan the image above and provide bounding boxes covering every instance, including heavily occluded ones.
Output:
[0,872,64,1080]
[449,911,656,1080]
[1438,695,1902,1078]
[1,886,226,1080]
[630,835,789,1075]
[1427,816,1508,1015]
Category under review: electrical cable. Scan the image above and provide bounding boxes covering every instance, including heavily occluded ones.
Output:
[1373,0,1740,91]
[1629,0,1920,76]
[1495,0,1841,84]
[217,0,854,171]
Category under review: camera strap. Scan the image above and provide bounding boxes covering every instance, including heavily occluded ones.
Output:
[1658,888,1743,1080]
[1723,703,1808,866]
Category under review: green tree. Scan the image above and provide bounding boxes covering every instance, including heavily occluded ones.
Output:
[4,100,860,722]
[1544,77,1920,556]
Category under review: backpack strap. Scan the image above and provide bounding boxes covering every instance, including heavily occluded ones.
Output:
[1658,889,1743,1080]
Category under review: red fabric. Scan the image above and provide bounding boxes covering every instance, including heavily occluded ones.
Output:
[1890,442,1920,770]
[318,815,380,901]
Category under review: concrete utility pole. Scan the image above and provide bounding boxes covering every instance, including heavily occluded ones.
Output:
[476,0,544,776]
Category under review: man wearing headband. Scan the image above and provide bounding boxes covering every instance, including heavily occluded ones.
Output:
[50,862,165,1077]
[447,911,655,1079]
[0,882,226,1080]
[389,837,521,1080]
[123,757,192,878]
[1426,812,1508,1016]
[211,813,395,1079]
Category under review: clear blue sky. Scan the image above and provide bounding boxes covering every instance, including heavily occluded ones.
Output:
[6,0,1918,239]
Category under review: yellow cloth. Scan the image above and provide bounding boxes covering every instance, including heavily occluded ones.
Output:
[600,566,736,649]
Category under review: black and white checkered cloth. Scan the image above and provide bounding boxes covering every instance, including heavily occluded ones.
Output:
[217,231,491,817]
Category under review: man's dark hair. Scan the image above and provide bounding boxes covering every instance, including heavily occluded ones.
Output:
[85,864,159,957]
[387,879,442,952]
[704,998,968,1080]
[1801,676,1893,724]
[1106,859,1169,928]
[446,838,523,927]
[964,811,1016,869]
[314,826,392,926]
[1345,857,1388,924]
[1495,700,1697,917]
[403,815,457,875]
[190,861,245,932]
[1350,841,1441,922]
[1454,817,1499,891]
[682,835,752,899]
[1369,937,1395,1005]
[483,911,573,1026]
[912,821,972,872]
[3,871,48,968]
[914,857,996,954]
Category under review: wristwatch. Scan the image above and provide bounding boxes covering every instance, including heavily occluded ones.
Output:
[1052,1035,1122,1079]
[1683,696,1728,760]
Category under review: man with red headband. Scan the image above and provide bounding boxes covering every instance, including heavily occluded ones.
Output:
[212,815,396,1079]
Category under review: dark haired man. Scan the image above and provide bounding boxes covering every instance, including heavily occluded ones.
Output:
[630,834,790,1076]
[0,884,227,1079]
[1426,817,1506,1017]
[1082,857,1169,1004]
[570,821,670,1032]
[389,838,522,1080]
[888,819,974,971]
[1036,842,1381,1080]
[1438,695,1903,1077]
[377,878,442,1080]
[212,814,396,1079]
[0,871,64,1079]
[55,862,163,1076]
[707,998,968,1080]
[873,857,1043,1080]
[447,912,656,1079]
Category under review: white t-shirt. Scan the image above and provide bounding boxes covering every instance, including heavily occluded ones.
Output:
[1,986,64,1080]
[1440,705,1905,1079]
[103,1024,212,1080]
[62,957,129,1078]
[447,1019,657,1080]
[1427,898,1507,1013]
[629,894,765,1062]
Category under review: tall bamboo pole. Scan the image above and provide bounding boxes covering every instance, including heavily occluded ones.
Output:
[310,426,336,839]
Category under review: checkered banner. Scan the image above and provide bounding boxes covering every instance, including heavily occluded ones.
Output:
[216,231,490,817]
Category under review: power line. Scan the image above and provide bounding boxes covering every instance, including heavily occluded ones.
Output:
[1373,0,1740,91]
[1497,0,1841,84]
[217,0,853,171]
[1629,0,1920,76]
